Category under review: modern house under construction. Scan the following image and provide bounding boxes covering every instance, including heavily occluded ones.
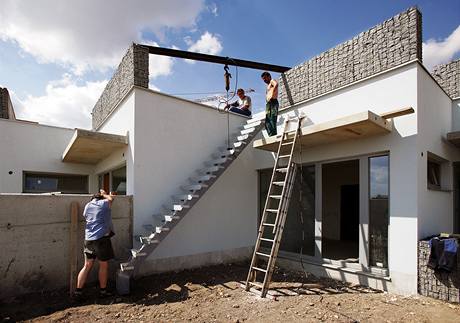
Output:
[1,7,460,298]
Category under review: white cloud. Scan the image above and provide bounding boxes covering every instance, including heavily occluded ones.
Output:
[0,0,205,74]
[142,40,175,80]
[187,31,223,55]
[423,25,460,71]
[12,75,107,129]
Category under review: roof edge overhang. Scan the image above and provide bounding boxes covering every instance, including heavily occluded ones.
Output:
[62,128,128,164]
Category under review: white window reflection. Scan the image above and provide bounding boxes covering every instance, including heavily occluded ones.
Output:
[370,156,389,199]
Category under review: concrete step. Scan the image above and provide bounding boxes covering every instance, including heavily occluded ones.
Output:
[205,157,229,166]
[156,226,170,233]
[191,174,215,183]
[131,248,147,258]
[120,262,134,271]
[247,117,264,124]
[165,214,180,222]
[182,184,204,192]
[219,147,238,154]
[174,194,199,201]
[170,203,190,211]
[240,127,256,135]
[237,134,249,141]
[139,234,160,245]
[244,120,262,129]
[214,150,236,158]
[200,165,224,174]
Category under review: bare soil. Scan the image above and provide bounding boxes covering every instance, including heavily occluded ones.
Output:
[1,262,460,322]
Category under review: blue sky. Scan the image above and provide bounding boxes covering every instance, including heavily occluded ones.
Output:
[0,0,459,129]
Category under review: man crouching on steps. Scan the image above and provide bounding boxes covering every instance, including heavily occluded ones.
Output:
[74,190,115,300]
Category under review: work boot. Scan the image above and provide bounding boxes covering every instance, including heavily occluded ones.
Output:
[99,288,114,298]
[72,289,85,303]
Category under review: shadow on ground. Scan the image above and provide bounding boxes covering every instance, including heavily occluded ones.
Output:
[0,262,379,322]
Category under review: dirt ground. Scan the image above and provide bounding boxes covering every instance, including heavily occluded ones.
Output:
[1,262,460,323]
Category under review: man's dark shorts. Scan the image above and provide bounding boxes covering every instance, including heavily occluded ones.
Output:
[84,236,114,261]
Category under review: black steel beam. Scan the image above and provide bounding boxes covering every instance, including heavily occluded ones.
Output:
[141,44,291,73]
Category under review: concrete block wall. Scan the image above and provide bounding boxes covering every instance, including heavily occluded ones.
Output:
[0,194,133,299]
[432,59,460,99]
[278,7,422,108]
[92,43,149,130]
[418,240,460,303]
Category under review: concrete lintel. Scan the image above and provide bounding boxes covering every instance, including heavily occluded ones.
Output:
[62,128,128,164]
[253,110,393,152]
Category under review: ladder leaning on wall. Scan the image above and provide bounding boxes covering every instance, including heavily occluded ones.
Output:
[244,116,303,298]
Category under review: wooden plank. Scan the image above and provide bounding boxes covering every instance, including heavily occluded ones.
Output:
[380,107,414,119]
[69,201,79,296]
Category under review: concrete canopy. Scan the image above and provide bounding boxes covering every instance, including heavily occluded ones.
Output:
[62,128,128,164]
[253,110,393,152]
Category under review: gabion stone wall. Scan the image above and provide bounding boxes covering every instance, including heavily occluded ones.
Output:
[432,59,460,99]
[92,43,149,130]
[278,7,422,108]
[418,240,460,303]
[0,87,10,119]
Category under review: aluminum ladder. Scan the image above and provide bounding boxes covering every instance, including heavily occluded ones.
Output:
[244,116,302,298]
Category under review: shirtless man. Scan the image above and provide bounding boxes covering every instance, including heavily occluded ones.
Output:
[261,72,279,136]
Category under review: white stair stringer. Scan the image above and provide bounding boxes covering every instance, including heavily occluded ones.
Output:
[116,118,264,295]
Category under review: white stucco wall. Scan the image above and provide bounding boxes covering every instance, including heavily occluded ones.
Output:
[0,119,96,193]
[98,92,135,194]
[416,65,460,239]
[132,88,254,251]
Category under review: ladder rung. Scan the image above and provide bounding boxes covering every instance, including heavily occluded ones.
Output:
[252,266,268,273]
[256,252,271,258]
[269,195,281,199]
[262,223,275,227]
[273,181,284,186]
[276,168,288,173]
[278,155,290,158]
[248,281,264,288]
[260,238,275,242]
[266,209,278,213]
[281,142,293,146]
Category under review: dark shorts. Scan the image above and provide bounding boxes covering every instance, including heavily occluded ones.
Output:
[84,236,114,261]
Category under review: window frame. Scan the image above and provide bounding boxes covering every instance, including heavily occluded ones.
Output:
[23,171,89,194]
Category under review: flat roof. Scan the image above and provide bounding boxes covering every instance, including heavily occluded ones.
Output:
[62,129,128,164]
[253,111,393,152]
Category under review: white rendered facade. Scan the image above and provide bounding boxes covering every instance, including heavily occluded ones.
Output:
[1,60,459,295]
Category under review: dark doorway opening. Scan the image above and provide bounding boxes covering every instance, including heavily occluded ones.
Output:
[322,160,359,262]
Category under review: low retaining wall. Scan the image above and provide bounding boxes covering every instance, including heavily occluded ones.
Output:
[418,240,460,303]
[0,194,133,299]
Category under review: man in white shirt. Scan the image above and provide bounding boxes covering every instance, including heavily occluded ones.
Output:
[225,88,252,117]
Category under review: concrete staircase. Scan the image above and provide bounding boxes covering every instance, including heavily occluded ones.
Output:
[116,117,264,294]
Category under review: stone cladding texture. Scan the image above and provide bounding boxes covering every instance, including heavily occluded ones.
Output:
[92,44,149,129]
[0,87,10,119]
[432,59,460,99]
[418,240,459,303]
[278,7,422,108]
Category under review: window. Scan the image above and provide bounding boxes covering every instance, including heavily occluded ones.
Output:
[427,152,449,191]
[24,172,88,194]
[428,160,441,189]
[98,166,127,195]
[369,155,389,268]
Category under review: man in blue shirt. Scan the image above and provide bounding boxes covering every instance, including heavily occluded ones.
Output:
[74,190,115,300]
